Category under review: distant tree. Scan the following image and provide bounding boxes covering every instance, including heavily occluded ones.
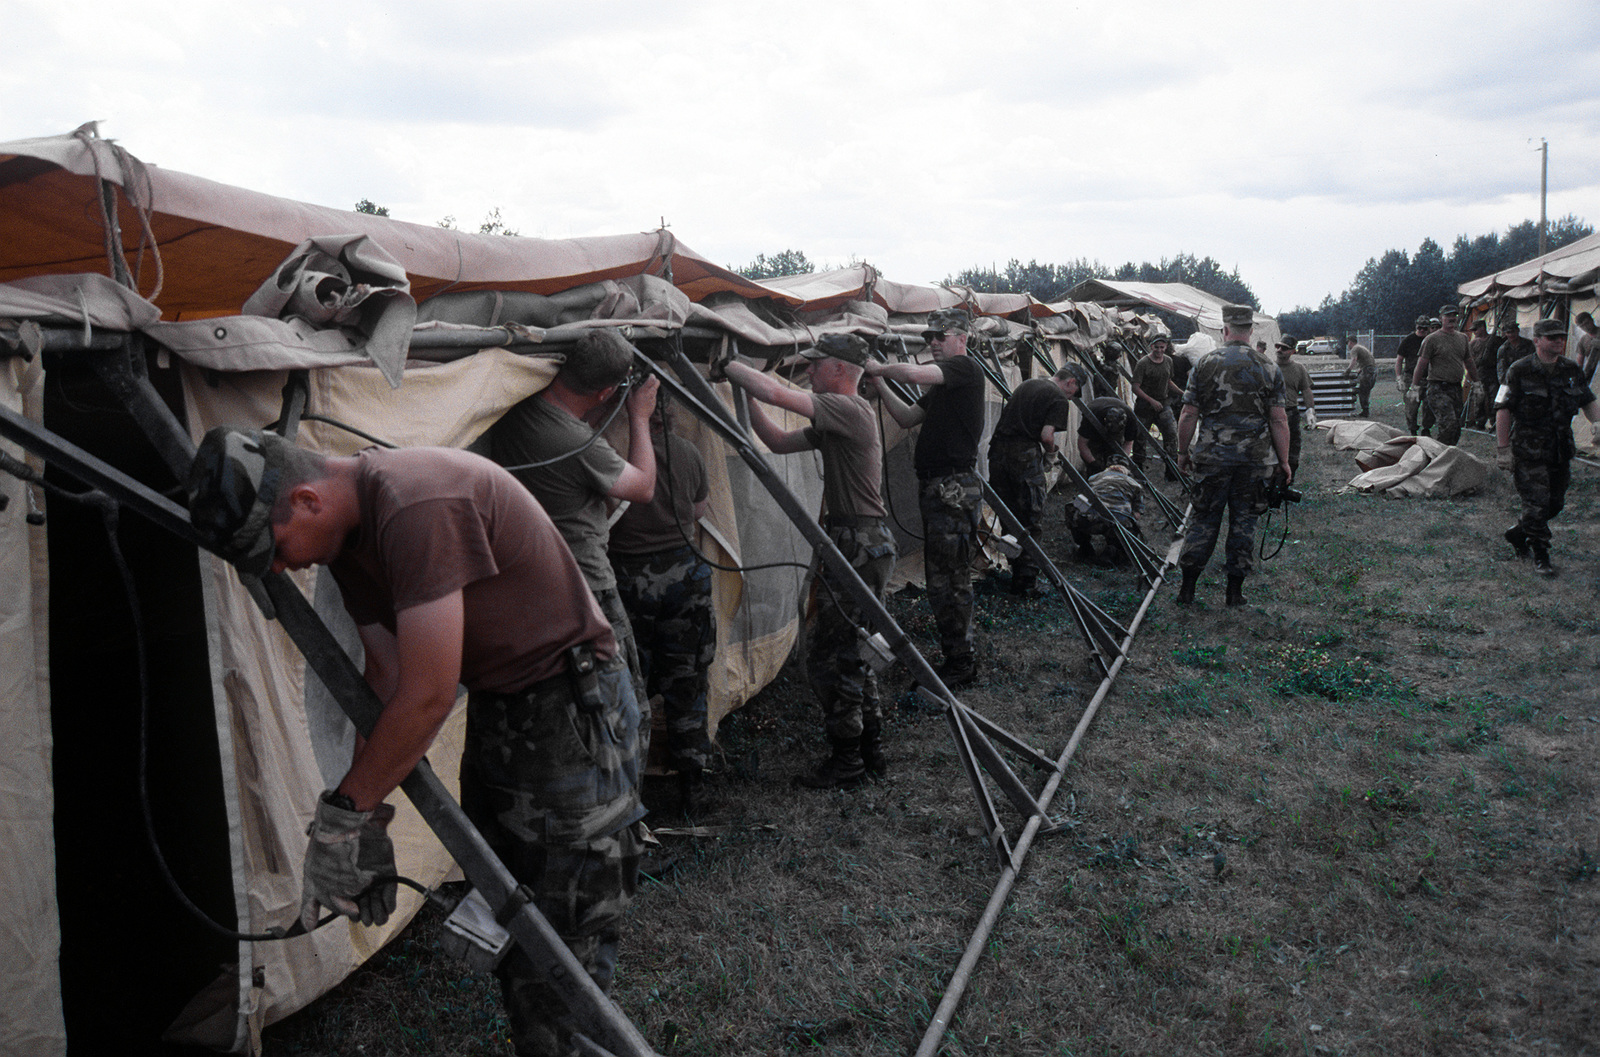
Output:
[354,199,390,216]
[436,215,457,230]
[735,249,815,279]
[478,207,519,237]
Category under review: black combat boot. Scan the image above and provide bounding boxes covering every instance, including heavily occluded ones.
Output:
[1176,567,1200,604]
[795,738,866,789]
[1503,525,1530,559]
[1530,541,1555,577]
[1225,574,1247,606]
[937,655,977,687]
[861,716,887,779]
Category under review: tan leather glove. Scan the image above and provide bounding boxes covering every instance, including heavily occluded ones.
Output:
[300,794,398,929]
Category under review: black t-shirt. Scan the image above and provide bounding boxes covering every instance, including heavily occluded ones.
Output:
[913,356,986,477]
[1169,354,1192,391]
[991,377,1072,445]
[1396,332,1426,374]
[1080,397,1137,461]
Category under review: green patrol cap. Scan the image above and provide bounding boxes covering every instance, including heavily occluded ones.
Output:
[1439,304,1460,318]
[186,427,290,577]
[1532,318,1567,338]
[1221,304,1254,328]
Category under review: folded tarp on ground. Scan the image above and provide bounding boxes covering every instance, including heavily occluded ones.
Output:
[1325,422,1488,497]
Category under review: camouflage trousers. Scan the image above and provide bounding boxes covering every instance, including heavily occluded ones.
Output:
[611,545,716,773]
[1352,366,1376,413]
[1511,456,1572,543]
[987,439,1048,591]
[593,586,648,758]
[1134,403,1179,469]
[918,472,982,667]
[1425,381,1463,445]
[1178,463,1271,578]
[809,519,896,741]
[1068,504,1142,559]
[462,661,646,1057]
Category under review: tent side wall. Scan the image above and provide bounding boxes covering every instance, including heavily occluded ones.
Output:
[0,353,63,1057]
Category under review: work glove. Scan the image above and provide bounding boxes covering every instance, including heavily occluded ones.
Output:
[300,794,398,930]
[1305,409,1318,429]
[1496,447,1514,472]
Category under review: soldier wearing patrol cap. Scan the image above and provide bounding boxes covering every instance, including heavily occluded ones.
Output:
[1494,317,1600,576]
[866,309,987,686]
[1174,303,1292,606]
[726,334,897,787]
[987,361,1089,595]
[1395,315,1430,435]
[1412,304,1477,446]
[186,428,643,1057]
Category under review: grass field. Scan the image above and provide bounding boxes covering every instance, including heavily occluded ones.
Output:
[263,381,1600,1056]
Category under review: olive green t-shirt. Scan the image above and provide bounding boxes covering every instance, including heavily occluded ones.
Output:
[804,391,886,519]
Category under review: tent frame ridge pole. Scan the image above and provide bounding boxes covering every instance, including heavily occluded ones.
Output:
[0,402,664,1057]
[913,530,1184,1057]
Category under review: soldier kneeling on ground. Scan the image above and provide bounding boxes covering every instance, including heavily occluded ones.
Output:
[1067,455,1144,567]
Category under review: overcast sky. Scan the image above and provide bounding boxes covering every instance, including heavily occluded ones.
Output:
[6,0,1598,312]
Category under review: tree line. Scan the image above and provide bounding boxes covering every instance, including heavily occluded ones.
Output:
[1280,216,1592,338]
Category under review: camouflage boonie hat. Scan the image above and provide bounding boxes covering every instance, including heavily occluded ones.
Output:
[1532,318,1567,338]
[1221,304,1254,328]
[801,333,870,366]
[923,308,971,338]
[186,427,289,577]
[1415,316,1430,327]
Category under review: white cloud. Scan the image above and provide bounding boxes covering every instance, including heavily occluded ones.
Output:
[4,0,1598,311]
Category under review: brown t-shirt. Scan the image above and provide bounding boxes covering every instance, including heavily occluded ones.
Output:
[489,394,627,593]
[329,447,614,693]
[804,391,886,519]
[1278,359,1314,412]
[1420,330,1472,385]
[1130,355,1176,407]
[608,432,709,555]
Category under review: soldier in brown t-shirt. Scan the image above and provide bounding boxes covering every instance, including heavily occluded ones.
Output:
[186,431,641,1057]
[1413,304,1477,446]
[726,334,896,789]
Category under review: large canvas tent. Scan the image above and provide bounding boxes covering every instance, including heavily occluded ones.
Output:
[0,128,1168,1055]
[1065,277,1283,352]
[1457,231,1600,347]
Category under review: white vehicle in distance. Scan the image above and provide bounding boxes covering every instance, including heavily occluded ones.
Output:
[1297,336,1340,356]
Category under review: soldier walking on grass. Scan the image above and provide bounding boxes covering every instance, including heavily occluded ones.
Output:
[1175,304,1292,607]
[1274,336,1316,475]
[1412,304,1477,446]
[727,335,897,787]
[608,396,716,814]
[987,362,1088,596]
[866,309,986,686]
[1343,334,1377,417]
[1395,316,1429,436]
[1494,318,1600,577]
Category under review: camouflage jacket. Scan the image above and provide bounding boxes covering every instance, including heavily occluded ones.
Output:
[1496,354,1597,462]
[1184,341,1285,467]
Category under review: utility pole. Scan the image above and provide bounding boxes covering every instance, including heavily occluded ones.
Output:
[1538,138,1548,257]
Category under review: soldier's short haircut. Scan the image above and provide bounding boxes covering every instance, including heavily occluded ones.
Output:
[560,329,635,395]
[269,443,330,524]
